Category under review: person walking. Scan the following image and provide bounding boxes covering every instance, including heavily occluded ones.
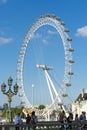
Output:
[26,114,31,130]
[79,111,86,130]
[31,111,38,130]
[59,110,66,129]
[75,113,79,128]
[14,113,22,130]
[67,113,73,130]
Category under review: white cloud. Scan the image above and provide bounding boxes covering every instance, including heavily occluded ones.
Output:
[42,30,57,44]
[0,37,12,45]
[0,0,7,3]
[32,33,41,39]
[31,30,57,44]
[48,30,57,35]
[76,26,87,37]
[30,33,48,44]
[42,39,48,44]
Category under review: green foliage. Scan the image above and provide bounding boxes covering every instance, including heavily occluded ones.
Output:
[38,105,45,110]
[2,106,25,118]
[2,109,7,117]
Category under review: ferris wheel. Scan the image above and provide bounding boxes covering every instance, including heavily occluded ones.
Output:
[16,14,74,114]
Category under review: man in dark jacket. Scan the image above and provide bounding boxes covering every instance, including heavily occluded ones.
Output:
[26,114,31,130]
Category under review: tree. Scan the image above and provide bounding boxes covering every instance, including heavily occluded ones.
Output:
[2,106,25,118]
[38,105,45,110]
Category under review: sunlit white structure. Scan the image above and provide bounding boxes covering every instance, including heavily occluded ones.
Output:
[72,89,87,119]
[36,64,68,119]
[16,14,74,120]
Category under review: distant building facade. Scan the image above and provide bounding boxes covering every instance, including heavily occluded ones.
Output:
[3,103,8,110]
[72,88,87,119]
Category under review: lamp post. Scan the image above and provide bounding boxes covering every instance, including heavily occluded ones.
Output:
[32,84,34,107]
[1,76,19,123]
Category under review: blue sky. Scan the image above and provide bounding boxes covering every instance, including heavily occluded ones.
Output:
[0,0,87,107]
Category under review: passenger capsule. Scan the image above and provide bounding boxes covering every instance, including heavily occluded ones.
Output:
[16,69,21,72]
[69,59,74,63]
[62,93,68,97]
[64,29,69,32]
[66,83,71,87]
[68,71,74,75]
[22,43,27,47]
[61,22,65,26]
[19,94,23,97]
[67,38,72,41]
[19,52,24,55]
[68,48,74,52]
[17,60,21,64]
[56,17,61,21]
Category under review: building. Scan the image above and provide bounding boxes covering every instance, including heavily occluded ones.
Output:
[3,103,8,110]
[72,88,87,119]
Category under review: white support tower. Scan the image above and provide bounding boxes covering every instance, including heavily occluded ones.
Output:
[36,64,67,117]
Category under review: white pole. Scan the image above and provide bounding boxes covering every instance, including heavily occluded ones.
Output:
[32,84,34,106]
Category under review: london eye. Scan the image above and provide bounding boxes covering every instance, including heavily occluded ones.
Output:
[16,14,74,119]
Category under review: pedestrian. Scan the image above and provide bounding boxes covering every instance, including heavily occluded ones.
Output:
[67,113,73,130]
[26,114,31,130]
[75,113,79,128]
[14,113,22,130]
[31,111,38,130]
[79,111,86,130]
[59,110,66,129]
[75,113,78,121]
[63,117,68,130]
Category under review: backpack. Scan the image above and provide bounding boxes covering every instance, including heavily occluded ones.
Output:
[80,114,83,121]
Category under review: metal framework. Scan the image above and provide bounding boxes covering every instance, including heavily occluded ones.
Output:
[16,14,74,117]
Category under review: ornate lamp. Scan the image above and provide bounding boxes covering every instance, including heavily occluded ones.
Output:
[8,76,13,87]
[1,82,6,93]
[1,76,19,123]
[14,83,19,94]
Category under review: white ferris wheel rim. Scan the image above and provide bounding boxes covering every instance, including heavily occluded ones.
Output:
[17,14,74,109]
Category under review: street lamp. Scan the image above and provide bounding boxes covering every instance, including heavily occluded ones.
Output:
[1,76,19,123]
[32,84,34,106]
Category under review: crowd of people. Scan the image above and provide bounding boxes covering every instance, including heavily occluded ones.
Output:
[14,111,38,130]
[59,110,86,130]
[14,110,87,130]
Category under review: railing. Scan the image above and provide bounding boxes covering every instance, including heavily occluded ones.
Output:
[0,121,87,130]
